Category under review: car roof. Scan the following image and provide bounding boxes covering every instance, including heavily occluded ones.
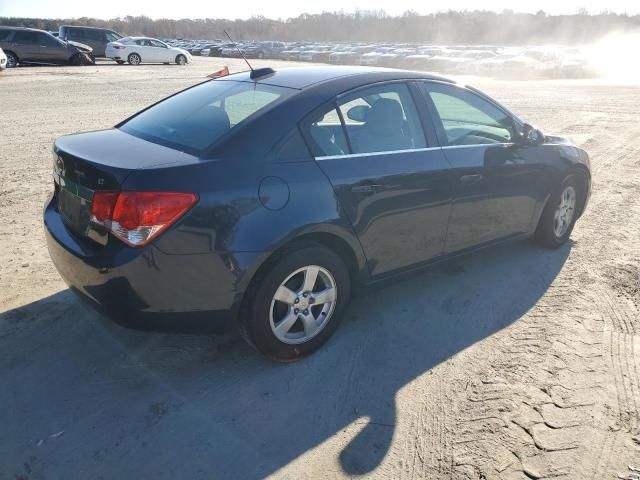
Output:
[60,25,111,30]
[0,26,45,32]
[220,66,455,90]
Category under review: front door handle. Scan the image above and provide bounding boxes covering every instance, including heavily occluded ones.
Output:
[460,174,483,185]
[351,184,384,194]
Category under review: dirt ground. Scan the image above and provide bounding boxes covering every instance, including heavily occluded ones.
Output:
[1,56,639,479]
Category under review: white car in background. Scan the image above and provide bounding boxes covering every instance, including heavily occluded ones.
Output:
[0,47,7,71]
[105,37,191,65]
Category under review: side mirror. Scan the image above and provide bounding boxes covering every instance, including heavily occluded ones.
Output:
[346,105,370,123]
[522,123,545,145]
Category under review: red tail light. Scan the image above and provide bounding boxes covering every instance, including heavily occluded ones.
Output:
[90,191,198,247]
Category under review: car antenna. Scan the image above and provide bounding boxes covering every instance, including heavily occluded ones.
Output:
[224,30,275,80]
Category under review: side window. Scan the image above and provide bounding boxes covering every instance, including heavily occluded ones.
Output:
[0,30,11,41]
[13,31,39,44]
[106,32,121,42]
[426,84,514,146]
[67,29,83,40]
[150,40,166,48]
[337,83,426,154]
[303,106,349,157]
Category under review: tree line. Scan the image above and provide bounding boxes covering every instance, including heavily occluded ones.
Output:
[1,10,639,44]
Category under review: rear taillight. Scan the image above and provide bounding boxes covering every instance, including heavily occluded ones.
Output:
[90,191,198,247]
[113,45,126,50]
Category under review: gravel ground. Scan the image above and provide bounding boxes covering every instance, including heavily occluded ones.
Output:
[1,57,639,479]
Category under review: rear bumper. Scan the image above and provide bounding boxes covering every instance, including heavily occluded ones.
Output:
[44,197,246,333]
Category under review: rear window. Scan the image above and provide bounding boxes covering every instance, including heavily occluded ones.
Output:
[119,80,293,154]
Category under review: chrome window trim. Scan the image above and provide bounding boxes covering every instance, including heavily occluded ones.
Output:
[441,142,515,150]
[315,146,441,161]
[314,143,516,160]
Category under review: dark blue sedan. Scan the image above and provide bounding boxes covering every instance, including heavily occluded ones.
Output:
[44,66,591,361]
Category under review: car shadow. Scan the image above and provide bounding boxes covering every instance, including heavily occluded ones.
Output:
[0,238,572,479]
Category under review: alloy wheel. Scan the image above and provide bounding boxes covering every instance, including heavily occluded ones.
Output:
[269,265,337,345]
[553,185,576,238]
[129,54,141,65]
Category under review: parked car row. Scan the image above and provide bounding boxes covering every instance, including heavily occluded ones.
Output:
[163,38,594,79]
[0,25,594,78]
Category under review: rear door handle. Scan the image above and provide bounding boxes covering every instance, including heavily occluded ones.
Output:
[460,174,483,185]
[351,184,384,194]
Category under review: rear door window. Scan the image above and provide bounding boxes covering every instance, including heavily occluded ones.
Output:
[337,83,426,155]
[0,30,11,41]
[120,80,294,154]
[13,31,39,44]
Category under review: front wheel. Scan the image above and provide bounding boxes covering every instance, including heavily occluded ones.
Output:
[241,244,351,361]
[70,53,92,66]
[175,54,187,65]
[128,53,141,65]
[534,175,582,248]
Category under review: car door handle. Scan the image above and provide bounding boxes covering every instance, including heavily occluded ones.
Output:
[460,174,483,184]
[351,184,384,194]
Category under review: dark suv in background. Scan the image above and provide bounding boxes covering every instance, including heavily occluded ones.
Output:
[59,26,122,57]
[0,27,94,67]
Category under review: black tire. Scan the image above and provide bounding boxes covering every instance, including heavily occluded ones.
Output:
[163,62,170,65]
[240,244,351,362]
[128,53,141,65]
[175,54,187,65]
[257,51,265,59]
[5,51,18,68]
[534,175,583,249]
[116,60,125,65]
[70,53,91,66]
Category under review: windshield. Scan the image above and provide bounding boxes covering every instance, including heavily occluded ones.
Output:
[119,80,294,154]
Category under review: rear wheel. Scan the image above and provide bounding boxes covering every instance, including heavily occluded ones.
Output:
[175,54,187,65]
[128,53,141,65]
[241,244,351,361]
[535,175,582,248]
[116,60,125,65]
[4,51,17,68]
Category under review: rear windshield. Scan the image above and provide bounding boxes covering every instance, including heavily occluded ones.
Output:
[119,80,294,154]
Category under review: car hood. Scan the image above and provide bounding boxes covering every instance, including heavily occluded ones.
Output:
[67,40,93,53]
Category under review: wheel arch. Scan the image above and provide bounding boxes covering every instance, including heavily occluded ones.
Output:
[233,228,369,330]
[535,165,591,232]
[567,165,590,218]
[4,50,18,64]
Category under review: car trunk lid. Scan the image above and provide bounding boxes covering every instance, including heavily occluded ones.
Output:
[53,128,200,244]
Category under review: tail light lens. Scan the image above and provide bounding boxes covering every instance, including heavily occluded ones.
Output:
[113,45,126,50]
[90,191,198,247]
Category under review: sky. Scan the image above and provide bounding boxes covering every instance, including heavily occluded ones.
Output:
[1,0,639,20]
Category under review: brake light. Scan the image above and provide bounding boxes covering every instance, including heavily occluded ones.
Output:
[90,191,198,247]
[113,45,126,50]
